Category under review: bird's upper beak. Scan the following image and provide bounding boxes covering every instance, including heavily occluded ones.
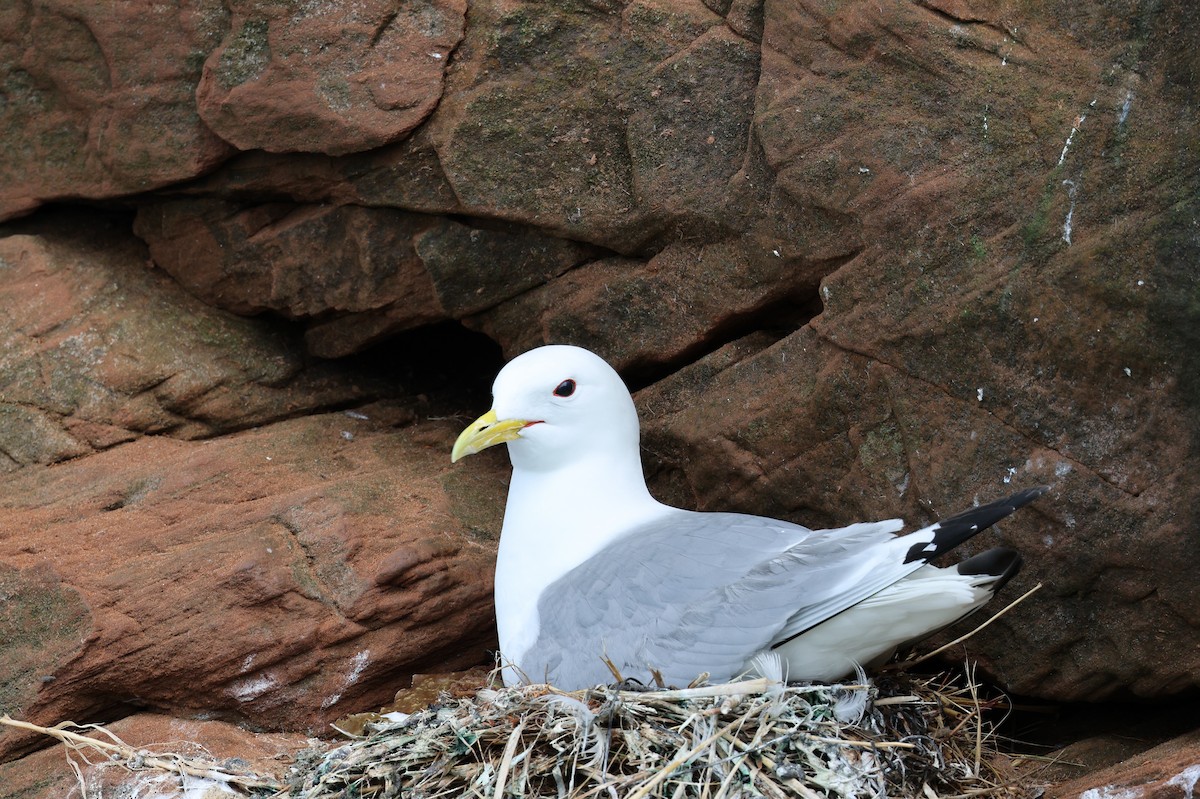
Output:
[451,409,532,462]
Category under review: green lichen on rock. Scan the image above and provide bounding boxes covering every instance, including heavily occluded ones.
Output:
[0,404,90,468]
[215,16,270,90]
[0,564,91,717]
[440,466,506,543]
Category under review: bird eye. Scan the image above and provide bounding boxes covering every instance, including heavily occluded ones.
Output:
[553,379,576,398]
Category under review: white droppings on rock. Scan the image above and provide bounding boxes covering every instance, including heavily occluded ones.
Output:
[229,673,277,702]
[347,650,371,685]
[1116,89,1135,127]
[1079,785,1144,799]
[1062,178,1078,244]
[323,650,372,709]
[1167,764,1200,799]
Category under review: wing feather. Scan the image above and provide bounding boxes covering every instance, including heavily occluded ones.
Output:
[524,510,907,687]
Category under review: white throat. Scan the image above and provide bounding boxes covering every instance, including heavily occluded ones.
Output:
[494,446,669,681]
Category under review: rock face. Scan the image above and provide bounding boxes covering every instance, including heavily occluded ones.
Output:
[0,1,233,218]
[132,199,599,357]
[2,0,1200,789]
[0,410,501,758]
[195,0,466,155]
[0,214,391,464]
[0,218,508,763]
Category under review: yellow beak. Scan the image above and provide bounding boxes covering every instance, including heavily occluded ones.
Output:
[451,409,531,462]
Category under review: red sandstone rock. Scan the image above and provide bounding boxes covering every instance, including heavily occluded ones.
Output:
[469,238,836,374]
[0,214,391,466]
[195,0,466,155]
[1043,731,1200,799]
[0,215,509,762]
[0,0,233,220]
[133,199,445,320]
[0,411,504,761]
[134,199,598,357]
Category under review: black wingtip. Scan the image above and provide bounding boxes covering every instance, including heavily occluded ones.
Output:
[903,485,1049,565]
[956,546,1023,592]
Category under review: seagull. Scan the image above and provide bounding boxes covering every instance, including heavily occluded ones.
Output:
[452,344,1046,689]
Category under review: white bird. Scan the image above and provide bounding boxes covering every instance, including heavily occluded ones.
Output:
[452,344,1046,689]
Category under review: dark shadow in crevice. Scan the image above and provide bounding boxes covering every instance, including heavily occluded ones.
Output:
[340,321,505,418]
[621,287,825,394]
[0,201,138,240]
[873,662,1200,788]
[999,689,1200,752]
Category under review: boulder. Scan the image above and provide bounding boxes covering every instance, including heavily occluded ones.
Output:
[1044,730,1200,799]
[133,199,599,357]
[0,212,390,464]
[0,0,233,220]
[0,410,503,761]
[195,0,466,155]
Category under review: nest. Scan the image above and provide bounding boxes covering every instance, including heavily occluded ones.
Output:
[288,666,1024,799]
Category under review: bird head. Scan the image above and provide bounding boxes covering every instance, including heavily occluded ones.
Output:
[451,345,641,472]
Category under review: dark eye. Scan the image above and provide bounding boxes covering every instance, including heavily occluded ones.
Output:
[553,379,576,398]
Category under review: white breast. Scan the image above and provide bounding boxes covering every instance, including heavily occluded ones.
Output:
[494,456,668,684]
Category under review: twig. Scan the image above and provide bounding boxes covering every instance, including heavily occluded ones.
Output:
[872,695,924,706]
[493,717,526,798]
[615,678,779,702]
[967,662,983,778]
[0,715,283,791]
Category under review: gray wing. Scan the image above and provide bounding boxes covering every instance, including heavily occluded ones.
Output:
[522,509,913,688]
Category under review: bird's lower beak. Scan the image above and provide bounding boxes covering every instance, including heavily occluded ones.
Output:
[451,409,531,462]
